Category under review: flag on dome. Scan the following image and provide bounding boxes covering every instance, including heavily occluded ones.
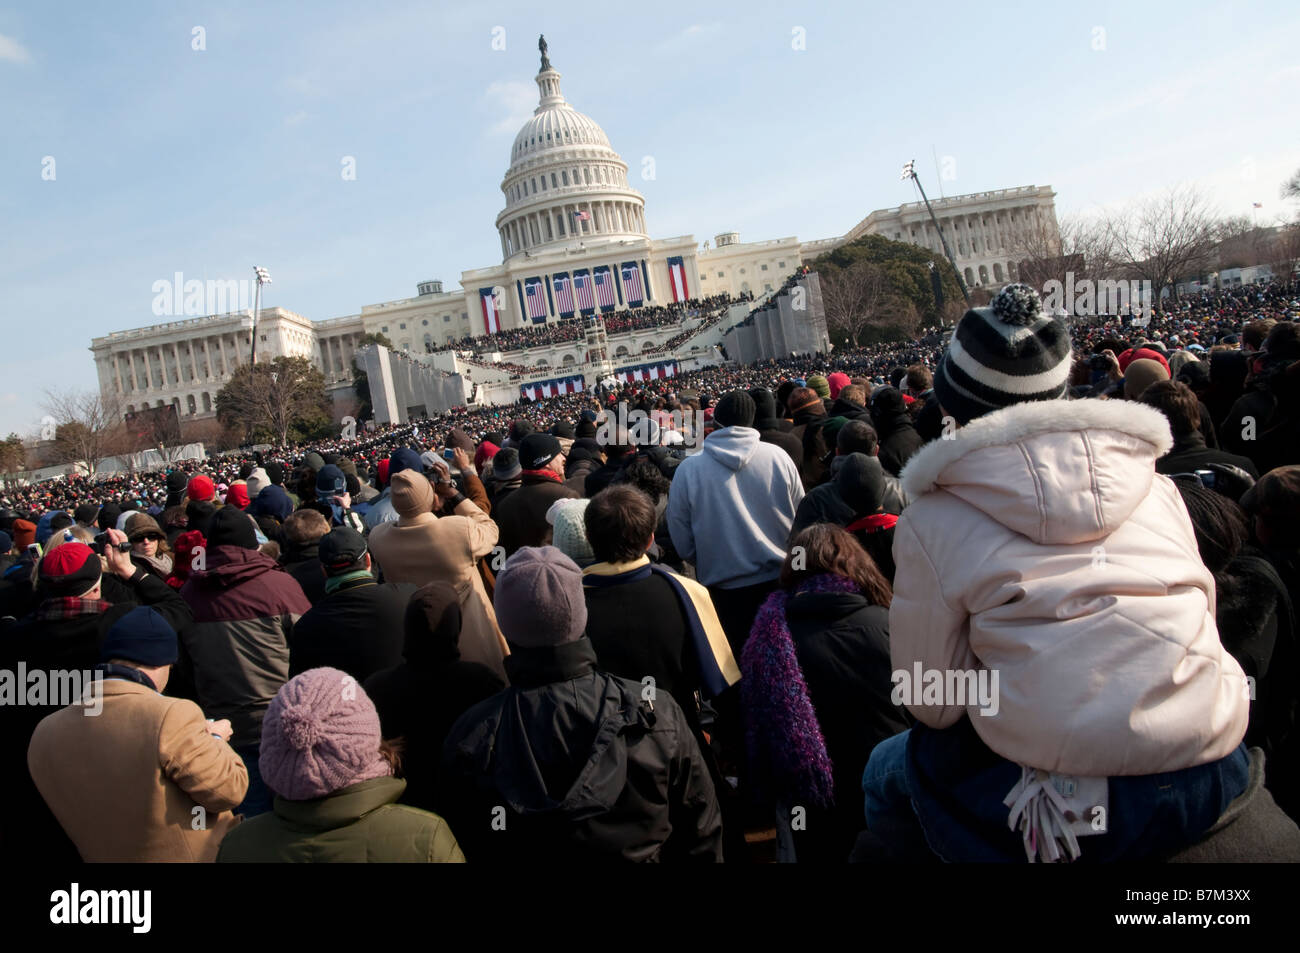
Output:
[620,262,644,306]
[479,287,501,335]
[593,266,616,312]
[524,278,548,322]
[573,210,590,222]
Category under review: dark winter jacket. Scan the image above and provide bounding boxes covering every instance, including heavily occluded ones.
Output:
[280,541,328,607]
[1219,362,1300,476]
[363,583,505,813]
[288,577,416,682]
[178,545,312,747]
[492,472,579,556]
[1155,432,1259,481]
[786,589,910,862]
[438,637,723,863]
[789,406,831,488]
[870,391,925,478]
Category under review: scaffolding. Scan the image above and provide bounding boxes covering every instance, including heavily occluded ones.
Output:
[582,313,612,383]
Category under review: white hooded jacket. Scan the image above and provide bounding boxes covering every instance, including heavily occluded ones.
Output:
[891,398,1248,777]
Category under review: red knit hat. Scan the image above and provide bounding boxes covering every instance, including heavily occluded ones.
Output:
[12,518,36,550]
[38,542,102,596]
[224,483,250,509]
[1117,347,1170,376]
[376,458,391,489]
[188,475,216,502]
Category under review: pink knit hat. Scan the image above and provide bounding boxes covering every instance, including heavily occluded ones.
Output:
[259,668,392,801]
[826,372,851,399]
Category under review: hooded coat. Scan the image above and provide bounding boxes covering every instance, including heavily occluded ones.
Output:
[363,583,505,812]
[178,545,312,748]
[366,472,509,682]
[665,426,804,589]
[437,638,723,862]
[871,389,925,478]
[891,398,1248,776]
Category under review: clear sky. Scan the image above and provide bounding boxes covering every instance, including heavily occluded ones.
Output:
[1,0,1297,436]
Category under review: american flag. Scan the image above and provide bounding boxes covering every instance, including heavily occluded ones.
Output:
[593,267,616,310]
[621,262,644,305]
[524,279,547,321]
[573,210,590,222]
[573,271,596,311]
[552,273,575,315]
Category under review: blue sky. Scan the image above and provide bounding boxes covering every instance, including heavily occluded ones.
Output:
[1,0,1297,436]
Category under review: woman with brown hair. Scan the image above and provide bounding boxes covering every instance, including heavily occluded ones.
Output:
[123,513,174,581]
[740,523,908,863]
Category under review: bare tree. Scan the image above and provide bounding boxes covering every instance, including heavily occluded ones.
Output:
[1107,185,1219,311]
[42,389,128,476]
[1282,167,1300,202]
[820,261,904,347]
[1009,213,1116,292]
[1270,221,1300,282]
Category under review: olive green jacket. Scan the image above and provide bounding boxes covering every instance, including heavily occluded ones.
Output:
[216,776,464,863]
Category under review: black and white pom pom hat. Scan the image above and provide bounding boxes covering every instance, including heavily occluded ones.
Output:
[933,283,1073,426]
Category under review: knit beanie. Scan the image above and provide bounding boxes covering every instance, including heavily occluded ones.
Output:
[493,447,522,481]
[206,506,259,549]
[388,447,423,477]
[1117,346,1171,377]
[187,475,216,503]
[835,453,888,515]
[166,470,189,494]
[807,375,831,400]
[304,452,326,473]
[224,483,250,510]
[474,441,500,472]
[97,503,121,533]
[265,462,286,486]
[246,467,270,499]
[101,606,178,667]
[38,542,102,597]
[493,546,588,648]
[575,418,597,439]
[546,498,594,565]
[550,420,576,440]
[787,387,825,416]
[12,518,36,551]
[1123,358,1171,400]
[519,433,562,470]
[447,428,476,454]
[826,372,851,399]
[390,470,436,518]
[74,503,101,526]
[932,283,1072,426]
[714,390,757,429]
[259,668,392,801]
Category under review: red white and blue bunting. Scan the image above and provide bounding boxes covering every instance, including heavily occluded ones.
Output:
[521,374,586,401]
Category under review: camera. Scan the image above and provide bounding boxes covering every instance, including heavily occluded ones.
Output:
[93,532,132,554]
[443,448,456,461]
[1194,469,1216,490]
[1087,354,1111,370]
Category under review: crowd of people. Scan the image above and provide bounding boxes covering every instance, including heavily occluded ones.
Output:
[3,276,1300,864]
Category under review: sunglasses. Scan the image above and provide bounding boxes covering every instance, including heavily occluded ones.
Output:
[130,533,164,543]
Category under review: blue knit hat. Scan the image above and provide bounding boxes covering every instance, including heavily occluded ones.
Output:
[101,606,179,666]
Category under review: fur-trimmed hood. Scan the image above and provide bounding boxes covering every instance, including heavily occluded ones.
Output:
[899,399,1174,546]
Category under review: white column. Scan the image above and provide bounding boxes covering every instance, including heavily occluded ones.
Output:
[111,353,124,394]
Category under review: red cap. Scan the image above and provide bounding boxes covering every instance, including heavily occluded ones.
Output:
[187,475,215,502]
[224,483,250,509]
[376,458,391,488]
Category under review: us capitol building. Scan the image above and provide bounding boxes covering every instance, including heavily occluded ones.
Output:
[90,38,1059,422]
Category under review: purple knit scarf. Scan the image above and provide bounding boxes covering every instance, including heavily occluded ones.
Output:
[741,573,859,809]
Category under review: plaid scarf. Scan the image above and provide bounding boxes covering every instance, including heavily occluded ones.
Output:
[36,596,113,622]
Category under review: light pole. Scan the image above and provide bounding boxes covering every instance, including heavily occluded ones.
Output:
[251,266,271,366]
[902,160,970,308]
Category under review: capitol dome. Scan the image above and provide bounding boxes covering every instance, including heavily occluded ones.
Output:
[496,38,648,263]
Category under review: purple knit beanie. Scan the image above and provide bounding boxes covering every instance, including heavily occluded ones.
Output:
[259,668,392,801]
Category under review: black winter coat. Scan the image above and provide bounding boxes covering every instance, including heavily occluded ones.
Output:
[873,410,925,478]
[785,589,910,862]
[437,638,723,863]
[289,578,416,682]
